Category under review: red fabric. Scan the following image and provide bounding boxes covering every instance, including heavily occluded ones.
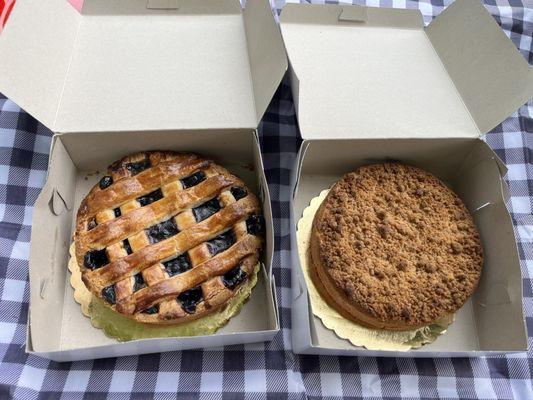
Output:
[68,0,84,12]
[0,0,16,30]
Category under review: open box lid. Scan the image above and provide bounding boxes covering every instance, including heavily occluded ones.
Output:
[280,0,533,140]
[0,0,287,133]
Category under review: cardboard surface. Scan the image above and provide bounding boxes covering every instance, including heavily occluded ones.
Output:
[426,0,533,134]
[0,0,287,133]
[291,139,527,355]
[82,0,241,15]
[0,0,80,128]
[28,130,278,358]
[281,3,423,28]
[280,0,533,141]
[56,13,257,132]
[280,5,478,140]
[244,0,289,122]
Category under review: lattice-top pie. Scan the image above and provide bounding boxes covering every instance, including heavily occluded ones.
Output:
[74,151,264,324]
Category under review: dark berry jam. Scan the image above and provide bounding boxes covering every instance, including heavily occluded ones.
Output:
[142,305,159,314]
[123,239,133,255]
[99,176,113,189]
[246,215,264,236]
[207,230,236,256]
[177,286,203,314]
[222,264,247,290]
[163,253,192,277]
[133,273,147,292]
[230,186,247,201]
[192,198,221,223]
[83,249,109,269]
[181,171,206,189]
[146,218,179,244]
[101,285,116,304]
[126,159,151,176]
[87,218,97,231]
[137,189,163,207]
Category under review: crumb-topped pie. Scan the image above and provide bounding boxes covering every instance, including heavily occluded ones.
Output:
[74,151,264,324]
[310,163,483,331]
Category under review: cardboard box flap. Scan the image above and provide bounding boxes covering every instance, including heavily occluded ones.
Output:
[0,0,80,130]
[81,0,241,15]
[280,3,423,28]
[426,0,533,135]
[0,0,286,133]
[244,0,288,122]
[280,2,479,140]
[280,0,531,140]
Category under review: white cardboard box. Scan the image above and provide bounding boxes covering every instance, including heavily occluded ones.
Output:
[0,0,287,361]
[283,0,533,356]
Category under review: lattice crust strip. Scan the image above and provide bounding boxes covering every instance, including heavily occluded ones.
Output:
[74,152,264,324]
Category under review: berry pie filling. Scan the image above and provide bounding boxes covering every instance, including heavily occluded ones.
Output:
[207,230,237,256]
[230,186,247,201]
[181,171,206,189]
[87,217,97,231]
[126,159,151,176]
[84,248,109,269]
[137,189,163,207]
[142,305,159,315]
[123,239,133,255]
[101,285,116,304]
[163,253,192,276]
[246,215,265,236]
[133,273,147,292]
[99,175,113,189]
[193,197,221,222]
[222,264,247,290]
[146,218,180,244]
[177,286,204,314]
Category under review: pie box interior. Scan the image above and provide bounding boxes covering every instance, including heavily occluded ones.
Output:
[283,0,533,357]
[0,0,287,361]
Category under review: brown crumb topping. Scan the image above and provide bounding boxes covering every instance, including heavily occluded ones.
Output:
[313,163,483,327]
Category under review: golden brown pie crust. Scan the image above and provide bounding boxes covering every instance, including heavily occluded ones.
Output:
[310,163,483,331]
[74,151,263,325]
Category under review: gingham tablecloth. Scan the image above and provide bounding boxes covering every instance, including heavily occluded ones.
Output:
[0,0,532,398]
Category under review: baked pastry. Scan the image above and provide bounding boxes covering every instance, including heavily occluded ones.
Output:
[74,151,264,324]
[310,163,483,331]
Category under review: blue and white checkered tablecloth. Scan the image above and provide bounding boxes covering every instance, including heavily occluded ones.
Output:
[1,0,532,398]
